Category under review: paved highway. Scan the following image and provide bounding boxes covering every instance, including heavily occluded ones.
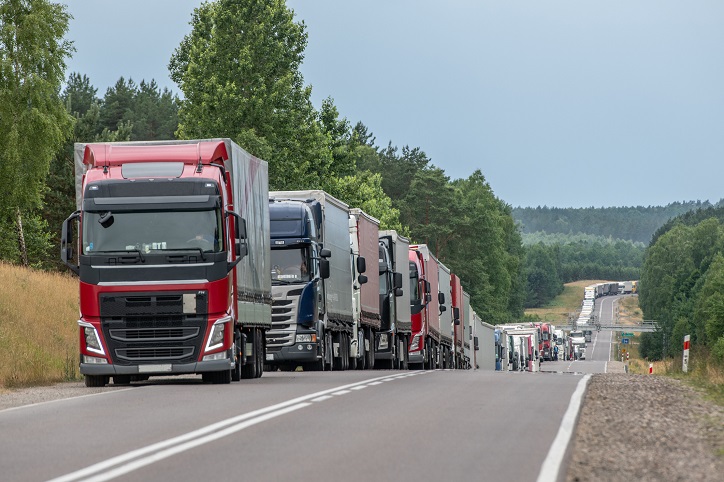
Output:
[1,298,628,482]
[1,368,592,482]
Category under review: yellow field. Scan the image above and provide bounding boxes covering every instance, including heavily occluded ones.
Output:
[0,263,80,388]
[525,280,609,324]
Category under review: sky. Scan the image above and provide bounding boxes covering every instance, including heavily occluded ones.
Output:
[62,1,724,209]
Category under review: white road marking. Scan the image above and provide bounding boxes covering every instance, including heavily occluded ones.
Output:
[536,374,592,482]
[332,390,351,395]
[48,372,423,482]
[312,395,333,402]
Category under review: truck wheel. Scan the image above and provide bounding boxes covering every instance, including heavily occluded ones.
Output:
[232,329,242,382]
[356,329,366,370]
[255,329,264,378]
[342,333,349,370]
[365,328,375,369]
[325,330,334,371]
[211,369,232,384]
[240,329,257,379]
[85,375,108,387]
[423,339,431,370]
[400,336,409,370]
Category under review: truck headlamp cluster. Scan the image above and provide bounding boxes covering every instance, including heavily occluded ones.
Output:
[295,334,316,343]
[205,316,232,353]
[409,334,421,351]
[78,320,105,356]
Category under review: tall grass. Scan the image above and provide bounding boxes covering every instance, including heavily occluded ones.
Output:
[0,263,80,388]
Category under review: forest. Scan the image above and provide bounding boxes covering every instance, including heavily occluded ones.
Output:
[638,206,724,362]
[0,0,699,320]
[513,202,721,244]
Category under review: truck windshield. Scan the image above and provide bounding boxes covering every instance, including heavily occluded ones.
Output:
[271,248,310,284]
[82,209,223,254]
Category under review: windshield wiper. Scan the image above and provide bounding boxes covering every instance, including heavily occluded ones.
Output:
[178,247,206,261]
[93,249,145,263]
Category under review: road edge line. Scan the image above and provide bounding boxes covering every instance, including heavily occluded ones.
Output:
[536,373,592,482]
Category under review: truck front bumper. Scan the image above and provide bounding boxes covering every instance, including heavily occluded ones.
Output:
[80,357,233,377]
[265,342,318,364]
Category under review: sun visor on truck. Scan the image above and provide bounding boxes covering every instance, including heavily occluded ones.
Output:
[83,178,221,212]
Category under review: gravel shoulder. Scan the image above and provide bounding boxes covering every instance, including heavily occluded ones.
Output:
[566,373,724,482]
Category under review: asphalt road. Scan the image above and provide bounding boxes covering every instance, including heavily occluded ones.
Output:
[1,368,590,482]
[1,297,630,482]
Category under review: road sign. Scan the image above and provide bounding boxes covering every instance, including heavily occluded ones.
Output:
[622,338,630,344]
[622,332,634,337]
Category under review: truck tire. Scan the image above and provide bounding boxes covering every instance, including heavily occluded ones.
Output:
[365,328,375,369]
[423,339,431,370]
[85,375,108,387]
[400,336,409,370]
[255,329,264,378]
[355,329,366,370]
[240,329,258,379]
[232,329,242,382]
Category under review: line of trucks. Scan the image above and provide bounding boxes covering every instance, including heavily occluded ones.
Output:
[60,139,496,387]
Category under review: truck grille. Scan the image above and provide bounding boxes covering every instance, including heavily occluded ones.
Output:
[99,291,207,365]
[266,286,301,347]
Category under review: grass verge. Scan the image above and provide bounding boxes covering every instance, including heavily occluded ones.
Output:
[0,263,80,388]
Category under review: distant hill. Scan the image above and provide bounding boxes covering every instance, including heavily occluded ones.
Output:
[513,201,723,244]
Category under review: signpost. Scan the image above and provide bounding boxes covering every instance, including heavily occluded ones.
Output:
[622,332,634,337]
[682,334,690,373]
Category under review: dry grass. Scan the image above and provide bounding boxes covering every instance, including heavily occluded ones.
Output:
[618,295,643,324]
[0,263,80,388]
[525,279,609,324]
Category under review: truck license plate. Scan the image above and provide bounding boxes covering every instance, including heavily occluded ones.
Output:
[265,354,274,361]
[139,364,171,373]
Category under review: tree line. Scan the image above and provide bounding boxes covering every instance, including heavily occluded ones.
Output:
[0,0,525,324]
[523,238,644,308]
[513,202,721,244]
[638,207,724,362]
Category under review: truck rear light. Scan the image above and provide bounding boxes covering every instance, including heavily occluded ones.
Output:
[78,321,105,356]
[205,316,232,353]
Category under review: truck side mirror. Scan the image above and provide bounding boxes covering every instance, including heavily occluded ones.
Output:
[235,240,248,259]
[474,336,479,351]
[320,258,330,279]
[394,288,403,297]
[357,256,366,274]
[358,274,368,285]
[439,305,447,313]
[61,211,80,275]
[453,307,460,321]
[425,293,432,303]
[237,217,247,240]
[424,280,431,294]
[320,248,332,258]
[438,292,445,305]
[393,272,403,290]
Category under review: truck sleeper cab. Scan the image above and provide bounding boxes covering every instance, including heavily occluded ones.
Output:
[62,140,270,386]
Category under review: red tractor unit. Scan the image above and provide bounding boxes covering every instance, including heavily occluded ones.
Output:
[61,139,271,386]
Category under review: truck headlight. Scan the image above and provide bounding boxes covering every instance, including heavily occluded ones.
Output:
[296,334,317,343]
[205,316,231,353]
[78,321,105,356]
[409,334,421,351]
